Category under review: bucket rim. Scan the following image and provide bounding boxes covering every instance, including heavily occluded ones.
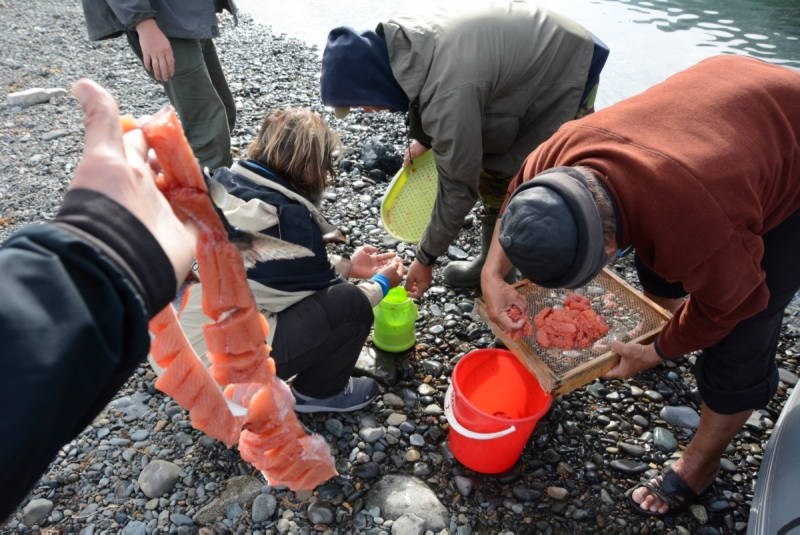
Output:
[452,348,553,424]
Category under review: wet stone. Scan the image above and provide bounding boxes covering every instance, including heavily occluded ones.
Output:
[660,406,700,429]
[454,476,473,497]
[644,390,664,402]
[252,493,277,523]
[619,443,646,457]
[653,426,678,452]
[632,414,650,428]
[307,502,335,524]
[720,458,737,473]
[610,459,649,474]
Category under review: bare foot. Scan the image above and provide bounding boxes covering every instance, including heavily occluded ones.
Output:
[631,457,718,515]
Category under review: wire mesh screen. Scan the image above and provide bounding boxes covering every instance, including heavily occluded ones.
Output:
[476,268,672,395]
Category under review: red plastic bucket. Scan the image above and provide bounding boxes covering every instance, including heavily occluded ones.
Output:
[445,348,552,473]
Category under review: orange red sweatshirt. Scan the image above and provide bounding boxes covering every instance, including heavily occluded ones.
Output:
[505,55,800,358]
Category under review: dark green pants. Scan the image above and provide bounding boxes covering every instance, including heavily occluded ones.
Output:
[126,33,236,170]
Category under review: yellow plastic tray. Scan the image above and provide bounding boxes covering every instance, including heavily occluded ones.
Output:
[380,149,438,243]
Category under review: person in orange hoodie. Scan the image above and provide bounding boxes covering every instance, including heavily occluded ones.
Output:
[480,55,800,516]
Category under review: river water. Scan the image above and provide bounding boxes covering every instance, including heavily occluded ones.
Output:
[235,0,799,107]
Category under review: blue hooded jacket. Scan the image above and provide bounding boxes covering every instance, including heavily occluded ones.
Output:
[321,26,410,112]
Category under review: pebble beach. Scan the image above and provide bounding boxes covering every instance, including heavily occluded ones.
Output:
[2,2,799,534]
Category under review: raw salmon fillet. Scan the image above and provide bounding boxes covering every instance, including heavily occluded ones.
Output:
[151,306,242,447]
[141,107,337,490]
[534,293,610,349]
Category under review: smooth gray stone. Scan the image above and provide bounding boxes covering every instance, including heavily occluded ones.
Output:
[660,406,700,429]
[366,475,448,531]
[251,493,277,523]
[137,460,181,498]
[392,513,426,535]
[21,498,53,526]
[121,520,147,535]
[307,501,335,524]
[610,459,649,474]
[653,426,678,452]
[193,476,263,524]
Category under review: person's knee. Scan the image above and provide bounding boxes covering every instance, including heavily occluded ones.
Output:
[324,283,374,331]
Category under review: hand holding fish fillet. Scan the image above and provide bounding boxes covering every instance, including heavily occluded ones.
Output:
[126,107,338,490]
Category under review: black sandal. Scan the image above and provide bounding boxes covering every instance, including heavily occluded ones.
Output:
[627,466,698,517]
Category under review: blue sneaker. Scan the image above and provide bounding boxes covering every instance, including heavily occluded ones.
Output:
[292,377,379,413]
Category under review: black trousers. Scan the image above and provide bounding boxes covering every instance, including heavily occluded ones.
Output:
[636,209,800,414]
[271,283,373,398]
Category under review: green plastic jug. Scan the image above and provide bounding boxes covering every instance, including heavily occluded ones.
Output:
[372,287,418,352]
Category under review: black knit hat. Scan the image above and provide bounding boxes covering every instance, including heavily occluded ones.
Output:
[499,167,608,288]
[320,27,410,117]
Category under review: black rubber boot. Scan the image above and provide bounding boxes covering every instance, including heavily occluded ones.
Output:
[443,217,496,288]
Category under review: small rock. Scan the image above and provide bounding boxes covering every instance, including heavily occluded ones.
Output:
[367,475,448,531]
[644,390,664,402]
[137,460,181,498]
[121,520,147,535]
[383,393,405,408]
[690,504,708,524]
[252,493,277,523]
[454,476,473,497]
[392,513,426,535]
[360,427,385,442]
[778,367,799,385]
[171,513,194,526]
[42,129,68,141]
[546,487,568,500]
[653,426,678,452]
[21,498,53,526]
[619,443,645,457]
[609,459,648,474]
[660,406,700,429]
[7,87,65,107]
[307,501,335,524]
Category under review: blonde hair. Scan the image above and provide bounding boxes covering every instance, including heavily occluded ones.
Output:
[246,108,340,200]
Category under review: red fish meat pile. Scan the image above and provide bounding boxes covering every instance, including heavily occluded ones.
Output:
[534,293,610,349]
[133,107,337,490]
[505,304,533,342]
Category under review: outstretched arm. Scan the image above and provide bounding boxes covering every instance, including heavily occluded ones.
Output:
[0,80,195,519]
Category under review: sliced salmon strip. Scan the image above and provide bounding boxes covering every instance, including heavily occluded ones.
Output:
[204,306,268,354]
[140,107,207,192]
[196,238,255,319]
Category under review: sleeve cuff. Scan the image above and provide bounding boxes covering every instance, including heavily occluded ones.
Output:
[415,245,436,266]
[654,335,680,361]
[54,189,176,317]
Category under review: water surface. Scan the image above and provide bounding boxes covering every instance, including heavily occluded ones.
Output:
[236,0,800,107]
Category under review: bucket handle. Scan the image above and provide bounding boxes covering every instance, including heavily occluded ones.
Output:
[444,385,517,440]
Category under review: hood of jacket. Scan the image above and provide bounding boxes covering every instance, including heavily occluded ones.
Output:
[320,27,409,112]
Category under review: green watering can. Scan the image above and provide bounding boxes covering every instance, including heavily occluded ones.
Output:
[372,287,418,353]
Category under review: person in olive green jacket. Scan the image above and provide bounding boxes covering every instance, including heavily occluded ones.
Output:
[320,1,608,298]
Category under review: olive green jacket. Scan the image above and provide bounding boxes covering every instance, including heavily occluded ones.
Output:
[380,1,595,259]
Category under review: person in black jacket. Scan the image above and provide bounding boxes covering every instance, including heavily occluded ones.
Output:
[0,79,197,520]
[177,108,405,413]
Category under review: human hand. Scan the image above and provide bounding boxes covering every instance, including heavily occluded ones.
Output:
[71,79,196,288]
[136,18,175,82]
[350,245,398,279]
[377,257,404,288]
[481,274,527,332]
[405,259,432,299]
[603,342,662,379]
[402,140,429,168]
